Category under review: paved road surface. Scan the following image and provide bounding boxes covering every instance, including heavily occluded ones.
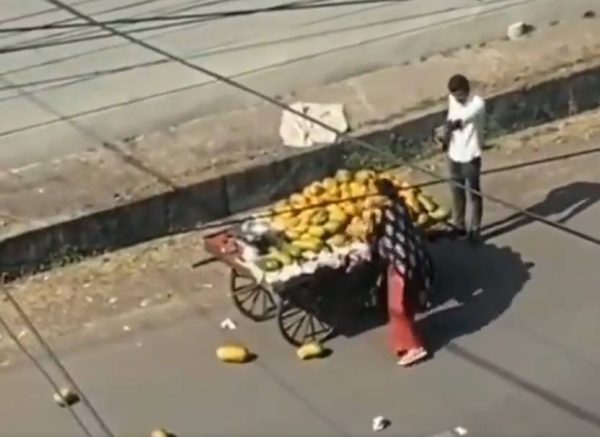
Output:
[1,140,599,436]
[0,0,597,169]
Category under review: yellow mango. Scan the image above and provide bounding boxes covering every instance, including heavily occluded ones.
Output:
[335,169,353,183]
[354,169,376,182]
[297,342,326,360]
[310,210,329,225]
[307,226,326,239]
[322,177,338,190]
[216,345,252,363]
[323,220,344,234]
[349,181,367,198]
[430,206,450,221]
[418,194,438,213]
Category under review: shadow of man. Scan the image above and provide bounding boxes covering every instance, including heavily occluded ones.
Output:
[422,240,533,353]
[482,181,600,241]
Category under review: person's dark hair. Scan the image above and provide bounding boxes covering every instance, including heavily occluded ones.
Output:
[374,178,398,199]
[447,74,470,93]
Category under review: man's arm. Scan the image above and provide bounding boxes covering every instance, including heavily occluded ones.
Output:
[446,95,464,131]
[456,96,485,125]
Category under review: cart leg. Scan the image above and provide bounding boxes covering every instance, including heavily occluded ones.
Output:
[229,269,277,322]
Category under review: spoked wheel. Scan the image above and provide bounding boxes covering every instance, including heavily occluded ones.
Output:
[277,285,335,346]
[229,269,277,321]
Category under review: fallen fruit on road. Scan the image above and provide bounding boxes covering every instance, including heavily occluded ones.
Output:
[151,428,175,437]
[216,345,252,363]
[297,342,326,360]
[53,388,80,407]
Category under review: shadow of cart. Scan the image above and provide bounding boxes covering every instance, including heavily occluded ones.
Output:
[340,239,533,348]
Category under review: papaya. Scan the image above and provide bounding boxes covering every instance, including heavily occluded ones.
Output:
[417,194,438,213]
[322,177,338,191]
[354,169,376,182]
[328,209,348,225]
[284,229,302,241]
[307,226,327,239]
[289,193,305,205]
[429,206,450,221]
[269,248,293,266]
[255,257,282,272]
[340,202,358,217]
[216,345,251,363]
[326,234,347,248]
[270,217,287,232]
[292,238,324,252]
[281,243,302,259]
[323,220,344,235]
[301,250,318,260]
[309,210,329,225]
[297,208,316,222]
[297,342,327,360]
[273,200,291,214]
[416,213,432,228]
[335,169,353,183]
[404,191,421,214]
[349,181,367,198]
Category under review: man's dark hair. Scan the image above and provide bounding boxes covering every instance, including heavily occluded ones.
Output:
[448,74,470,93]
[374,178,398,199]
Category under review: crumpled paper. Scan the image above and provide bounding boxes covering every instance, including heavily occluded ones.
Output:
[279,102,348,148]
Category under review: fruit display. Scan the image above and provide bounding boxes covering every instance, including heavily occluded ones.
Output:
[245,169,449,279]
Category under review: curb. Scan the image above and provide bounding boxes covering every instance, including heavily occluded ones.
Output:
[2,64,600,279]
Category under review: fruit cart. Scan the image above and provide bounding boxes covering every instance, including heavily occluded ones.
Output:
[204,229,382,346]
[203,169,449,346]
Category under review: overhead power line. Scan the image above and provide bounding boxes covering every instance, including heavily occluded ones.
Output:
[0,1,398,32]
[44,0,600,249]
[0,308,94,437]
[1,289,115,437]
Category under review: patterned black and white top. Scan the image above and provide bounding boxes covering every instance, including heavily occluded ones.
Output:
[375,196,435,293]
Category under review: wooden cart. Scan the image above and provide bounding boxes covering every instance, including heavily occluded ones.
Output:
[204,230,382,346]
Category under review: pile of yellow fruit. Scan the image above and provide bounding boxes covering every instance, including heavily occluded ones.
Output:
[257,169,448,271]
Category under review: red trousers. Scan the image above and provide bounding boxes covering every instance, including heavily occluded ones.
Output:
[387,265,424,354]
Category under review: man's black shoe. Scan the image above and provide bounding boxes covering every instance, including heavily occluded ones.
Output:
[453,228,468,239]
[468,229,482,244]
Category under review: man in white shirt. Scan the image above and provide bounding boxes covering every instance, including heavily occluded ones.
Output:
[444,74,486,241]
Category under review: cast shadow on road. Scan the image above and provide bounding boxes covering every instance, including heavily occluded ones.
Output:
[481,181,600,242]
[340,239,533,346]
[421,240,533,353]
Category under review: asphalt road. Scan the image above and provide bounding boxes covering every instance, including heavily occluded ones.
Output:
[1,140,599,436]
[0,0,597,170]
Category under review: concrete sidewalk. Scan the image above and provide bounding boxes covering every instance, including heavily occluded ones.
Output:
[2,19,600,276]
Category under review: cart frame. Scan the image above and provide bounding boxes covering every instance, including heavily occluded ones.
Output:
[204,230,382,346]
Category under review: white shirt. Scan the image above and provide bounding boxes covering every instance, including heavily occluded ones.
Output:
[447,94,486,163]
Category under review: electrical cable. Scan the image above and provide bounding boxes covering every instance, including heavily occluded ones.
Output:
[2,289,115,437]
[43,0,600,249]
[0,1,400,32]
[0,302,94,437]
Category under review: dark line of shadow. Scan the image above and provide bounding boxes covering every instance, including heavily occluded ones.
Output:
[416,146,600,190]
[0,0,523,77]
[0,0,540,139]
[447,343,600,430]
[0,74,178,191]
[0,0,99,26]
[0,0,232,48]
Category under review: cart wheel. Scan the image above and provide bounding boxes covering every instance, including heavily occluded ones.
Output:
[230,269,276,321]
[277,286,335,347]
